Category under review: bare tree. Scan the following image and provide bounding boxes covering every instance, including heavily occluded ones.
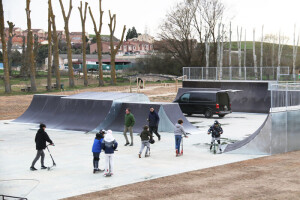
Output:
[78,1,88,87]
[49,0,61,88]
[244,29,247,67]
[253,29,258,79]
[217,23,221,69]
[219,24,224,80]
[108,10,126,85]
[89,0,104,86]
[228,22,232,67]
[59,0,75,87]
[237,26,242,78]
[260,25,264,67]
[7,21,15,75]
[0,0,11,93]
[159,2,195,67]
[26,0,37,92]
[292,25,299,80]
[205,30,210,79]
[47,0,52,91]
[20,35,27,77]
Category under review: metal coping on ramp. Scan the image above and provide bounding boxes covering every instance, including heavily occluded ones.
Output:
[224,108,300,155]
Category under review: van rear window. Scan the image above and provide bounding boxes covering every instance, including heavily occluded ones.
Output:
[190,93,216,102]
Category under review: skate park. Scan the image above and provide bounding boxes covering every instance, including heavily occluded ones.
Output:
[2,67,300,199]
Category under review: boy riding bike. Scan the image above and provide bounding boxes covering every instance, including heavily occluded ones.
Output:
[207,120,223,153]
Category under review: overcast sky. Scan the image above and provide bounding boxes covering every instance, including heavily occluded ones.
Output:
[3,0,300,43]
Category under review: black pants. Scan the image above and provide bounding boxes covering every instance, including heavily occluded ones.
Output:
[149,126,160,138]
[31,150,45,167]
[93,152,100,169]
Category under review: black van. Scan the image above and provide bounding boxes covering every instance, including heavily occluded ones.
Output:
[173,91,232,118]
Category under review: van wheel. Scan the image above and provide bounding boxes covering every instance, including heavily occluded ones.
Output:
[204,110,213,118]
[218,114,225,118]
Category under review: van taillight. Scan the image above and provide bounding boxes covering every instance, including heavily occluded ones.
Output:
[230,104,231,107]
[216,104,219,109]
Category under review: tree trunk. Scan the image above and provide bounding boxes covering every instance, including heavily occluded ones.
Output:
[26,0,37,92]
[33,34,39,73]
[20,36,27,77]
[205,33,210,79]
[260,25,264,67]
[108,11,126,85]
[79,1,88,87]
[293,25,299,80]
[237,27,242,78]
[50,0,61,88]
[219,24,224,80]
[229,22,232,67]
[253,29,258,79]
[59,0,74,88]
[47,0,52,91]
[244,30,246,67]
[0,0,11,93]
[7,21,15,75]
[89,1,104,86]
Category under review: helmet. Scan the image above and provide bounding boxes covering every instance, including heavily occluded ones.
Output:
[214,120,219,125]
[149,138,155,144]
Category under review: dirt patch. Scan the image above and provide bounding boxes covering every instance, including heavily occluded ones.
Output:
[0,83,181,120]
[64,151,300,200]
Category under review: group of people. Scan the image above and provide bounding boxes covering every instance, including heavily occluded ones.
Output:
[30,107,224,176]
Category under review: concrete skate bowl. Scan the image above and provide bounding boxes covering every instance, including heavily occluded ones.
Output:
[224,108,300,155]
[13,95,65,124]
[105,102,199,134]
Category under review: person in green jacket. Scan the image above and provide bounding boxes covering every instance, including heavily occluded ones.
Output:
[124,108,135,146]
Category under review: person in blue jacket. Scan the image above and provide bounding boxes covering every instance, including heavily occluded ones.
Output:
[101,130,118,176]
[92,130,105,173]
[148,107,161,141]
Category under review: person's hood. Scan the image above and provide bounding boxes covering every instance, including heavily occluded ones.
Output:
[37,128,45,134]
[104,130,115,142]
[175,123,182,128]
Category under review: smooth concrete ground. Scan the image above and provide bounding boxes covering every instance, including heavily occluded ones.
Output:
[0,112,267,200]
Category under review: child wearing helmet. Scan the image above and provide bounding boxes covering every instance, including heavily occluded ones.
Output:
[207,120,223,153]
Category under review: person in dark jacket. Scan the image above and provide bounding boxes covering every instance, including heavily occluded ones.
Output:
[148,107,161,141]
[101,130,118,176]
[207,120,223,153]
[92,130,105,173]
[138,125,153,158]
[123,108,135,146]
[30,124,54,171]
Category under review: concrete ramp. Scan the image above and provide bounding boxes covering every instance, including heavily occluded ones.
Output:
[224,108,300,155]
[13,95,65,124]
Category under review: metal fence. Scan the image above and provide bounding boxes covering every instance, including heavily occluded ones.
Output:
[270,83,300,112]
[183,67,292,81]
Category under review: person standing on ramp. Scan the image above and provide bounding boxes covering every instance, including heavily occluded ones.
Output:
[148,107,161,141]
[30,124,54,171]
[174,119,188,157]
[124,108,135,146]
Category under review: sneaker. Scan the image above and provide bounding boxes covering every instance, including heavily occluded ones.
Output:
[138,154,141,158]
[124,143,130,146]
[145,154,150,158]
[129,143,133,146]
[93,169,97,174]
[30,166,37,171]
[219,149,222,153]
[158,136,161,141]
[41,166,47,170]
